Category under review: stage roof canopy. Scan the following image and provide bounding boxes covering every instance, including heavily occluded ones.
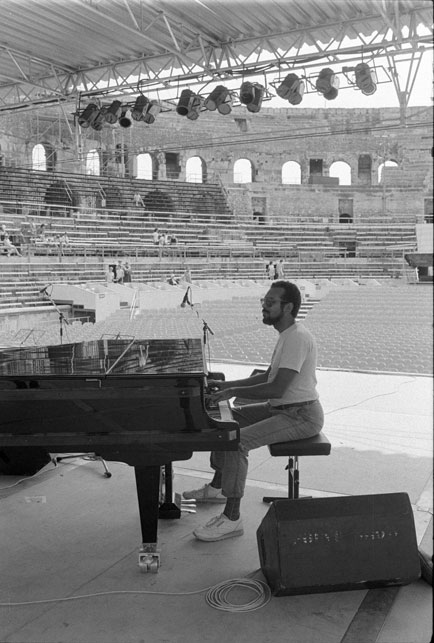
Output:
[0,0,432,111]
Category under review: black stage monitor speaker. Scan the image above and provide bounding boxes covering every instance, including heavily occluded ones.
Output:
[257,493,420,596]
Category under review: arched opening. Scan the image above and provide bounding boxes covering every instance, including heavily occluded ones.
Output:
[32,144,47,171]
[86,149,100,175]
[378,160,399,183]
[233,158,253,183]
[186,156,207,183]
[136,153,155,180]
[282,161,301,184]
[329,161,352,185]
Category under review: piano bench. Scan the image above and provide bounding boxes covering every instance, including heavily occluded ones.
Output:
[262,432,331,503]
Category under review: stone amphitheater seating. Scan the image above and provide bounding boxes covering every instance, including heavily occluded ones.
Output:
[0,165,424,317]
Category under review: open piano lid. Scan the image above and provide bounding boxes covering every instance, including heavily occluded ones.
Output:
[0,338,206,379]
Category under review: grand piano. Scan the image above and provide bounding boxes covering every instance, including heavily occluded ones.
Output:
[0,338,239,571]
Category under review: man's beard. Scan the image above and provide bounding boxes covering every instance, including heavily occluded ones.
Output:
[262,310,283,326]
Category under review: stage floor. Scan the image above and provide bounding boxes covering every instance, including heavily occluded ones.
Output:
[0,366,432,643]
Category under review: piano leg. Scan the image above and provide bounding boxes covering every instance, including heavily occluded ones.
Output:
[159,463,182,519]
[134,465,161,573]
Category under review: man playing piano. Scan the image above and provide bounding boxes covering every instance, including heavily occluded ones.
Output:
[183,281,324,541]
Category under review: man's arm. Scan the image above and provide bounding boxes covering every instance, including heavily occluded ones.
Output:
[211,368,297,403]
[208,369,270,392]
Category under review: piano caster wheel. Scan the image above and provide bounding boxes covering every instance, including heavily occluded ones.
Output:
[139,544,160,573]
[104,472,112,478]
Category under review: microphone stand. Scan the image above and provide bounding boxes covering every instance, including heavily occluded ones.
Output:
[41,287,70,344]
[202,319,214,345]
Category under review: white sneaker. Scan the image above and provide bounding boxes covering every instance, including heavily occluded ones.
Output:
[182,483,226,503]
[193,513,244,542]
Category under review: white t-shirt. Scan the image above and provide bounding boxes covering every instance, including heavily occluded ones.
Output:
[268,322,318,405]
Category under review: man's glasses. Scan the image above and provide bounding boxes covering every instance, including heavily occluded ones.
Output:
[260,298,290,307]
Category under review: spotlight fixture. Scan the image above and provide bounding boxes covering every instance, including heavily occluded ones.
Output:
[186,95,203,120]
[91,107,108,131]
[119,106,132,128]
[315,68,339,100]
[217,93,232,115]
[177,89,194,116]
[78,103,99,128]
[176,89,203,120]
[142,100,161,124]
[204,85,230,112]
[105,100,122,124]
[276,74,305,105]
[131,95,149,121]
[354,62,377,95]
[240,82,265,113]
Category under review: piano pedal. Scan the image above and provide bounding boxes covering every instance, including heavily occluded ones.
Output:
[138,544,160,573]
[180,497,196,513]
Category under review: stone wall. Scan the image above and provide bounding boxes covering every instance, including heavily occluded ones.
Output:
[0,105,432,224]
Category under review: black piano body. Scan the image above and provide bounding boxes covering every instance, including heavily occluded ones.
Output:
[0,338,239,571]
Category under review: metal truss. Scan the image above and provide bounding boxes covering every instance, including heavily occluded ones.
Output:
[0,3,431,113]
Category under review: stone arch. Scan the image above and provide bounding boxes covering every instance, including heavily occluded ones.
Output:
[329,161,352,185]
[186,156,207,183]
[378,159,399,183]
[233,158,253,183]
[282,160,301,184]
[32,142,56,171]
[86,149,100,175]
[32,144,47,171]
[136,152,157,180]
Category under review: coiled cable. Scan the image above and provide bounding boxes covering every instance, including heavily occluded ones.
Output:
[205,577,272,612]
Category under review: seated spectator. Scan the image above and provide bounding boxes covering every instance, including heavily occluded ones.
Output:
[167,273,180,286]
[133,192,144,208]
[169,234,178,245]
[2,235,22,256]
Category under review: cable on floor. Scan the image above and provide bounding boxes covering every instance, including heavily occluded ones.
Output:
[0,574,272,612]
[205,577,272,612]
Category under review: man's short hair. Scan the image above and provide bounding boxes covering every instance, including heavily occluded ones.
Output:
[271,280,301,317]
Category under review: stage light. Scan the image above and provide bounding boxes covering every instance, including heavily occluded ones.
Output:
[354,62,377,95]
[131,95,149,121]
[177,89,194,116]
[315,68,339,100]
[142,100,161,124]
[119,106,132,128]
[204,85,230,112]
[276,74,305,105]
[217,93,232,115]
[78,103,99,128]
[186,95,203,120]
[105,100,122,124]
[91,107,108,131]
[240,82,265,113]
[176,89,203,120]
